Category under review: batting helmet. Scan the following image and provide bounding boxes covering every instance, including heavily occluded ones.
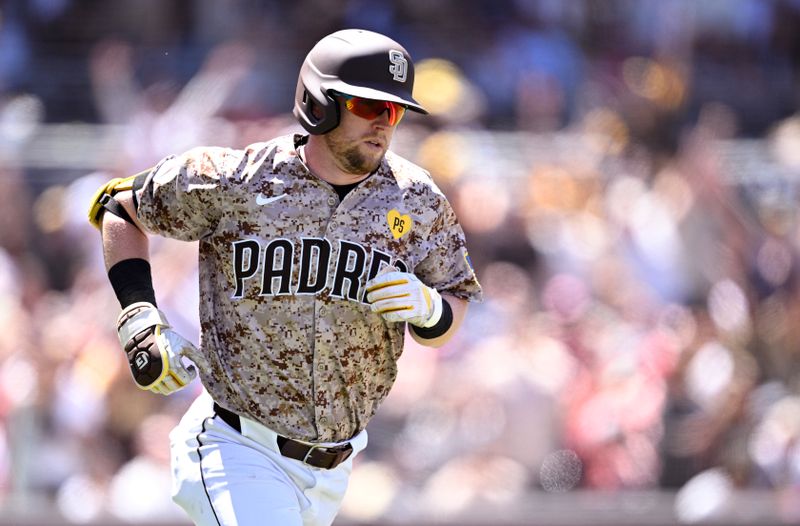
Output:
[293,29,428,135]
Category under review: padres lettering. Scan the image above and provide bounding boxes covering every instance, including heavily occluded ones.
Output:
[231,237,408,303]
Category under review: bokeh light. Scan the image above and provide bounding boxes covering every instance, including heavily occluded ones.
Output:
[540,449,583,492]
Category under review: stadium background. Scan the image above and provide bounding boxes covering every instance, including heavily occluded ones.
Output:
[0,0,799,524]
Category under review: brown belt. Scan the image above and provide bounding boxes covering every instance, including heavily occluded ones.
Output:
[213,403,353,470]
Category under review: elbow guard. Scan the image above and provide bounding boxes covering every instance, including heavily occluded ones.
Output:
[87,171,148,229]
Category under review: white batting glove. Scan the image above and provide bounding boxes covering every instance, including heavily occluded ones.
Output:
[116,302,198,395]
[365,271,443,327]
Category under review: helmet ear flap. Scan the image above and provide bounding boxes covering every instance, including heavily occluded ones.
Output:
[310,91,339,121]
[294,81,341,135]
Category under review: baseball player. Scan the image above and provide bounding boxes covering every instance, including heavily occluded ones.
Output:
[89,29,482,526]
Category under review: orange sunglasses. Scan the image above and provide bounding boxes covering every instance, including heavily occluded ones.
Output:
[336,92,407,126]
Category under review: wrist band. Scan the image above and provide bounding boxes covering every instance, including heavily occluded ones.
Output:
[108,258,157,308]
[410,298,453,339]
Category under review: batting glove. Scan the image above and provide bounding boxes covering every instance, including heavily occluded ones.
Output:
[116,302,197,395]
[365,271,443,328]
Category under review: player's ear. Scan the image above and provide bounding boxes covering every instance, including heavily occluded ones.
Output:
[309,97,324,121]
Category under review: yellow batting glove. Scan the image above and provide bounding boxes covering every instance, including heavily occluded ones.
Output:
[365,271,443,327]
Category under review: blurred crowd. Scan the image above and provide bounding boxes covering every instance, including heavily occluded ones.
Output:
[1,0,800,524]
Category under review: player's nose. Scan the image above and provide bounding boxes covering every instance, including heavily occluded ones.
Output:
[373,106,393,127]
[373,113,390,128]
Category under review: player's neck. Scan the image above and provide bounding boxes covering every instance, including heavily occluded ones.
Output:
[302,138,372,186]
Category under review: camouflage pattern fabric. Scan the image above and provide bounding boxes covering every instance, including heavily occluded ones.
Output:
[136,134,482,442]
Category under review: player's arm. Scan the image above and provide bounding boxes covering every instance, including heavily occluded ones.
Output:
[101,189,149,270]
[90,179,198,395]
[365,271,468,348]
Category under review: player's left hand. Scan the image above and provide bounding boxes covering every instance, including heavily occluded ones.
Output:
[365,271,443,327]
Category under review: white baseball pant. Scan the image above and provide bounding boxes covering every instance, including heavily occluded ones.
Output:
[169,390,368,526]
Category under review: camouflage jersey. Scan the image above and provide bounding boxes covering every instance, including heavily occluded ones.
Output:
[136,133,483,442]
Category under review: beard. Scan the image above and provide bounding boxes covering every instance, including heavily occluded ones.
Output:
[323,132,384,175]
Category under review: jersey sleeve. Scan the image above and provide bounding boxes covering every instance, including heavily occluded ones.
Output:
[136,146,245,241]
[414,197,483,302]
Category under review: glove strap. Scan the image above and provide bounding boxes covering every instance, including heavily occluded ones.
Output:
[117,302,169,347]
[419,286,443,328]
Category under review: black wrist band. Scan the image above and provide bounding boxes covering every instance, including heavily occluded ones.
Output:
[410,298,453,340]
[108,258,157,308]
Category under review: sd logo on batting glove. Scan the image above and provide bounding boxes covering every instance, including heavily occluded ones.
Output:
[365,270,443,328]
[116,302,197,395]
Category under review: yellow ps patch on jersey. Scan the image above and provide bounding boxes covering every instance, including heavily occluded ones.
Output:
[387,209,412,239]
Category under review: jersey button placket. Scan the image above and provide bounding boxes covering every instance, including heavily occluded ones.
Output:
[316,190,341,437]
[313,301,331,436]
[326,189,340,233]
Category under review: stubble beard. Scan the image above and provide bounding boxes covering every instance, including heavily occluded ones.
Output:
[324,133,384,175]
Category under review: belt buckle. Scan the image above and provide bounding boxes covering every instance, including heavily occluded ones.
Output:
[302,443,353,469]
[302,444,324,466]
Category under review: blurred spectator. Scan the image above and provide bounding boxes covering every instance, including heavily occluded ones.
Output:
[107,412,187,522]
[2,1,800,523]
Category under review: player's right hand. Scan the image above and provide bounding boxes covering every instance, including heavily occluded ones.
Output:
[116,302,197,395]
[365,270,443,328]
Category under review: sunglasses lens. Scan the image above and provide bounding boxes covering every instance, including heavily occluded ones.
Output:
[388,103,406,125]
[343,96,406,125]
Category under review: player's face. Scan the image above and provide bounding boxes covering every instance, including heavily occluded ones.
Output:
[322,96,399,175]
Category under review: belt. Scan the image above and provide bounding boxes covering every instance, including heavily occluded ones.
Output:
[213,403,353,470]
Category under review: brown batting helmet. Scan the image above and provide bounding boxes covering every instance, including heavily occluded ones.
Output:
[293,29,428,135]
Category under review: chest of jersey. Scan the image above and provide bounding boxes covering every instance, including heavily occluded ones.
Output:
[211,175,435,306]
